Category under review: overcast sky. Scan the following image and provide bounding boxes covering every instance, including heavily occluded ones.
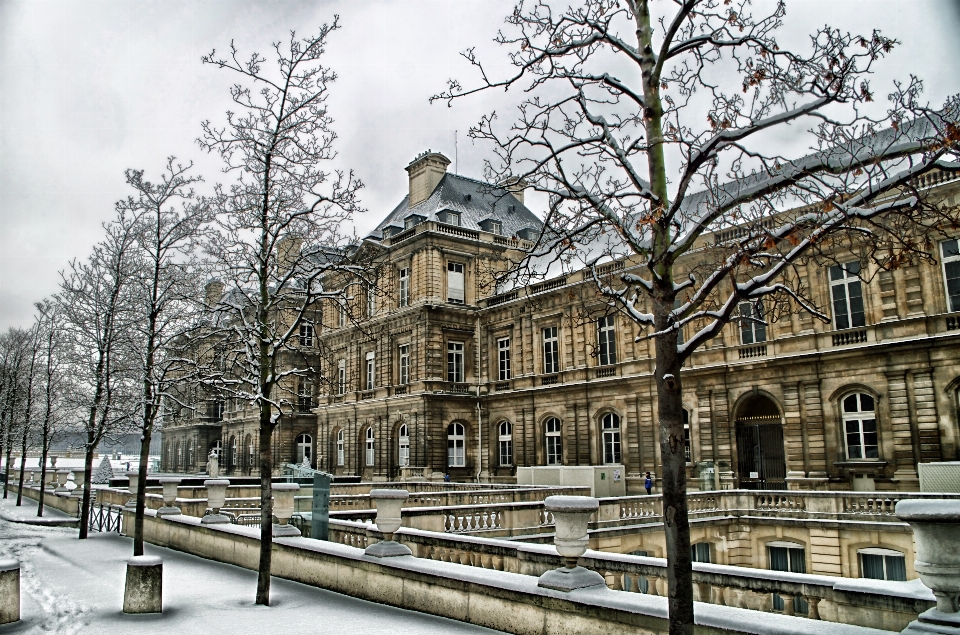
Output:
[1,0,959,330]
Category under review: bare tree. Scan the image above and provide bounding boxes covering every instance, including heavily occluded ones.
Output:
[0,329,29,498]
[14,322,41,507]
[434,2,960,632]
[60,217,140,539]
[197,21,365,605]
[118,158,209,556]
[34,299,69,517]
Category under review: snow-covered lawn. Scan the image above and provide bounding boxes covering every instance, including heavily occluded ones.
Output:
[0,498,505,635]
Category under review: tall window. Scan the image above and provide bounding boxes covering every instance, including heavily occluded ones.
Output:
[448,422,465,467]
[398,423,410,467]
[859,548,907,581]
[738,301,766,344]
[365,427,375,466]
[186,441,194,466]
[447,262,465,304]
[769,543,808,613]
[365,351,376,390]
[366,283,376,317]
[545,417,562,465]
[297,377,313,412]
[336,429,345,466]
[299,323,314,348]
[176,442,183,470]
[447,341,464,382]
[498,421,513,466]
[843,393,878,459]
[691,542,711,563]
[398,344,410,385]
[230,436,237,467]
[399,268,409,307]
[337,359,346,395]
[337,299,347,328]
[542,326,559,374]
[296,433,312,464]
[210,440,222,459]
[597,316,617,365]
[683,409,691,463]
[941,239,960,312]
[602,413,621,464]
[497,337,511,381]
[830,262,865,330]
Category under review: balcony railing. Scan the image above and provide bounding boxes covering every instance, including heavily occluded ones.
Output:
[449,383,473,394]
[947,315,960,331]
[832,329,867,346]
[494,381,511,391]
[360,390,374,400]
[394,385,408,396]
[541,374,559,386]
[738,344,767,359]
[596,366,616,378]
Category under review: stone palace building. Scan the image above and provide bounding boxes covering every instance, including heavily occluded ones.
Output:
[161,150,960,494]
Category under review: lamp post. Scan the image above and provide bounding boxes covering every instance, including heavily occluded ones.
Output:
[537,495,605,591]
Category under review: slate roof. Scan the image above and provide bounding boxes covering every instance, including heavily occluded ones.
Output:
[367,173,544,241]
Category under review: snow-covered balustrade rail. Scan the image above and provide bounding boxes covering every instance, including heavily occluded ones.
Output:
[325,517,934,632]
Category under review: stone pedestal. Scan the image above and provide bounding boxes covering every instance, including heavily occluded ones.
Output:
[123,556,162,614]
[201,479,231,524]
[124,471,140,508]
[537,495,605,592]
[271,483,301,537]
[156,478,182,517]
[55,469,70,494]
[365,489,412,557]
[0,559,19,625]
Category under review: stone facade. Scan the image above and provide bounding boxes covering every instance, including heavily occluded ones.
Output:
[161,152,960,494]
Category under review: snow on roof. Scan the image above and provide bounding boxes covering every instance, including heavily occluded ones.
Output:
[367,172,544,241]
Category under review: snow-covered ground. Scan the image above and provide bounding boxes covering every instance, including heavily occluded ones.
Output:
[0,498,505,635]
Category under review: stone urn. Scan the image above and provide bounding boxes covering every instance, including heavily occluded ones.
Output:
[897,499,960,633]
[201,479,231,524]
[365,489,412,557]
[49,456,57,470]
[271,483,301,537]
[54,470,70,495]
[156,478,182,517]
[537,495,605,591]
[45,468,57,491]
[124,471,140,508]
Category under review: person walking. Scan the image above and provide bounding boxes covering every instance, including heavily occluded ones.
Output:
[644,472,653,495]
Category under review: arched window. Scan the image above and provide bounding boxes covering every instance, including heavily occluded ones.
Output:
[365,427,375,466]
[691,542,711,563]
[498,421,513,467]
[230,436,237,467]
[296,433,313,465]
[244,434,253,470]
[545,417,562,465]
[336,429,345,466]
[186,440,194,467]
[398,424,410,467]
[843,393,878,459]
[210,440,222,459]
[448,422,465,467]
[176,442,182,470]
[602,413,621,464]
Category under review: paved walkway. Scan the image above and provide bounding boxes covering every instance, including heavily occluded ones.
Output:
[0,498,505,635]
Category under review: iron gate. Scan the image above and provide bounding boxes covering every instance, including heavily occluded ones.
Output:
[735,417,786,490]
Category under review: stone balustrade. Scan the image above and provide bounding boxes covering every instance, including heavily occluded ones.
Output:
[326,517,935,631]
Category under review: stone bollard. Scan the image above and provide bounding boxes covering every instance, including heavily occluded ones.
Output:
[123,556,162,614]
[897,499,960,634]
[124,471,140,508]
[365,489,412,557]
[0,559,20,625]
[272,483,301,537]
[201,479,231,524]
[537,495,606,591]
[157,478,182,517]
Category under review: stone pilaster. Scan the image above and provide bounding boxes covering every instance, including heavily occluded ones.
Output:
[783,382,806,484]
[912,369,943,463]
[885,370,920,486]
[696,389,714,463]
[802,381,828,478]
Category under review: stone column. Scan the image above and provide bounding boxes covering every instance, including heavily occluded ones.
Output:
[0,559,19,625]
[783,382,806,487]
[802,381,828,481]
[123,556,162,614]
[886,371,920,487]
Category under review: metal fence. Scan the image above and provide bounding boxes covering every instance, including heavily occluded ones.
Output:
[88,502,124,533]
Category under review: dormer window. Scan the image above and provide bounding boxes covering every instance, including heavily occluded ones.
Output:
[404,214,425,230]
[439,210,461,226]
[517,227,538,241]
[479,219,503,235]
[382,226,402,239]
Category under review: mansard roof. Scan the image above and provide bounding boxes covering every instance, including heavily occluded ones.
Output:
[367,172,543,241]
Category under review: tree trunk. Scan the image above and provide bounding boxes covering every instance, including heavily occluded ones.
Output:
[37,438,49,516]
[15,422,28,506]
[78,427,97,540]
[255,400,274,605]
[2,436,11,499]
[655,327,694,635]
[133,428,152,555]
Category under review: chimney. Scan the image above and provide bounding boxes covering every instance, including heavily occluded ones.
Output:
[205,280,224,307]
[406,150,451,208]
[499,176,527,205]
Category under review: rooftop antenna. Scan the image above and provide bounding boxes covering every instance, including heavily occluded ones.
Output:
[455,130,458,174]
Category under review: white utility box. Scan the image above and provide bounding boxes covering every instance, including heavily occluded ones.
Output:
[919,462,960,493]
[516,465,625,497]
